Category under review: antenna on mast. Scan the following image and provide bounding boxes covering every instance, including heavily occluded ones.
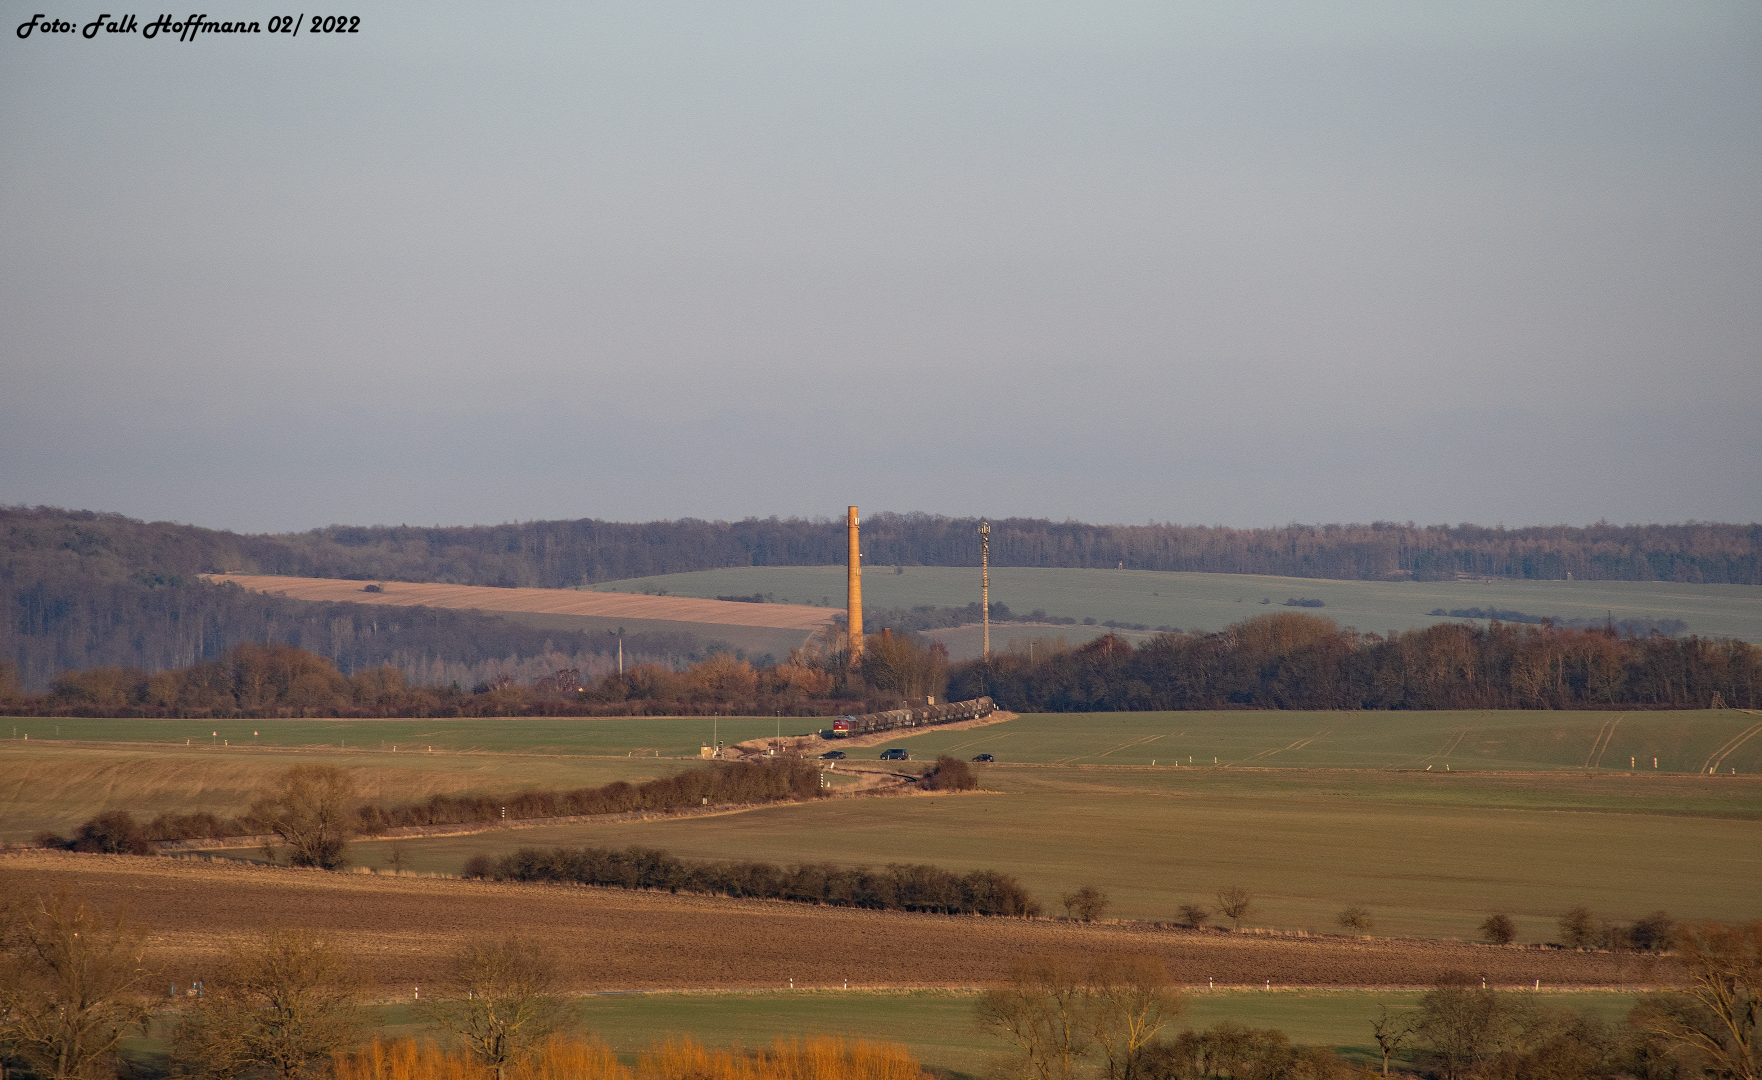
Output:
[979,519,991,658]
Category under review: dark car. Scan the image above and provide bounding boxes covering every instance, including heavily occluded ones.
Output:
[879,748,910,761]
[820,750,847,760]
[971,753,996,763]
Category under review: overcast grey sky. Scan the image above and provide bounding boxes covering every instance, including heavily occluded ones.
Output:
[3,2,1758,533]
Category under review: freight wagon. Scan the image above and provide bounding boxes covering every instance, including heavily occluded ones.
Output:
[830,696,995,737]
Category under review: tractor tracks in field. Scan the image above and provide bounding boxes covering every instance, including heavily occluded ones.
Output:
[1585,716,1621,769]
[1702,718,1762,774]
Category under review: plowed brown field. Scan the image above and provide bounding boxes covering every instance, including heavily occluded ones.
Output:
[2,852,1672,994]
[205,575,837,631]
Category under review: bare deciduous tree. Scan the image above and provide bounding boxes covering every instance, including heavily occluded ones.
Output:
[1176,904,1209,929]
[1216,886,1252,931]
[422,936,573,1080]
[1369,1005,1416,1077]
[0,889,150,1080]
[1062,886,1110,923]
[170,928,362,1080]
[976,956,1093,1080]
[1630,920,1760,1080]
[1558,906,1597,949]
[1415,974,1521,1080]
[246,766,357,870]
[1085,955,1184,1080]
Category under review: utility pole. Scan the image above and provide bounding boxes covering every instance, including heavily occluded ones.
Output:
[979,520,991,658]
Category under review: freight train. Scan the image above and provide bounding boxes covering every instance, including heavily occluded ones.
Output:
[830,696,996,737]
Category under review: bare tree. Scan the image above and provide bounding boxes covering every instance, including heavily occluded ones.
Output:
[1415,975,1520,1080]
[1216,886,1252,931]
[1176,904,1209,929]
[1479,913,1516,945]
[975,956,1093,1080]
[1337,907,1372,933]
[1558,905,1597,949]
[384,841,411,874]
[246,766,357,870]
[171,928,362,1080]
[1369,1005,1416,1077]
[1630,920,1760,1080]
[1062,886,1110,923]
[1085,955,1184,1080]
[0,889,150,1080]
[423,936,572,1080]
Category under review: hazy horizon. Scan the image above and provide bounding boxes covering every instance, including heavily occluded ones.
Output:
[5,3,1759,533]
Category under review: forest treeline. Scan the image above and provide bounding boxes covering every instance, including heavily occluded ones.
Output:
[948,613,1762,711]
[0,614,951,717]
[7,506,1758,689]
[8,609,1758,716]
[12,505,1758,584]
[470,844,1042,917]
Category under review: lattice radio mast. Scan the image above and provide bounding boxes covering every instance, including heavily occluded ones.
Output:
[979,519,991,657]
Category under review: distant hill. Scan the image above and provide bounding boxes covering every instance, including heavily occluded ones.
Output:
[3,506,1758,689]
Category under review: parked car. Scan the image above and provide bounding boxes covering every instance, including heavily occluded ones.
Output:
[820,750,847,760]
[879,748,910,761]
[971,753,996,762]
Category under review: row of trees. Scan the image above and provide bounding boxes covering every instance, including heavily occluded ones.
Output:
[4,882,924,1080]
[947,614,1761,711]
[2,623,957,716]
[0,642,864,718]
[469,844,1042,917]
[38,761,828,864]
[12,609,1759,718]
[1369,925,1762,1080]
[979,926,1762,1080]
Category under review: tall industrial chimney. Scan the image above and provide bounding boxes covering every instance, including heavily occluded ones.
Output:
[847,506,863,662]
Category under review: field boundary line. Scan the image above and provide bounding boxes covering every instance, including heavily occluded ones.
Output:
[1703,721,1762,773]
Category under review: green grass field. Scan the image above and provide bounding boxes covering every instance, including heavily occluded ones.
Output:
[351,761,1761,940]
[589,566,1762,644]
[122,990,1643,1076]
[863,709,1762,774]
[14,711,1760,942]
[1,714,816,758]
[15,708,1756,775]
[0,744,688,841]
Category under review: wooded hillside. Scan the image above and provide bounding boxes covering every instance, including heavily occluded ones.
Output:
[5,506,1757,690]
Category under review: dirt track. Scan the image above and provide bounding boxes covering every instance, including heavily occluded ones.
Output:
[205,575,837,631]
[2,851,1677,994]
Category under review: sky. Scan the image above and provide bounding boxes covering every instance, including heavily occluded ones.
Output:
[3,2,1759,534]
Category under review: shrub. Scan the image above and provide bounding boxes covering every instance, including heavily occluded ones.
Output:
[39,810,157,855]
[1337,906,1372,932]
[921,756,977,792]
[1177,904,1210,929]
[1479,913,1516,945]
[1061,885,1110,922]
[1558,906,1597,949]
